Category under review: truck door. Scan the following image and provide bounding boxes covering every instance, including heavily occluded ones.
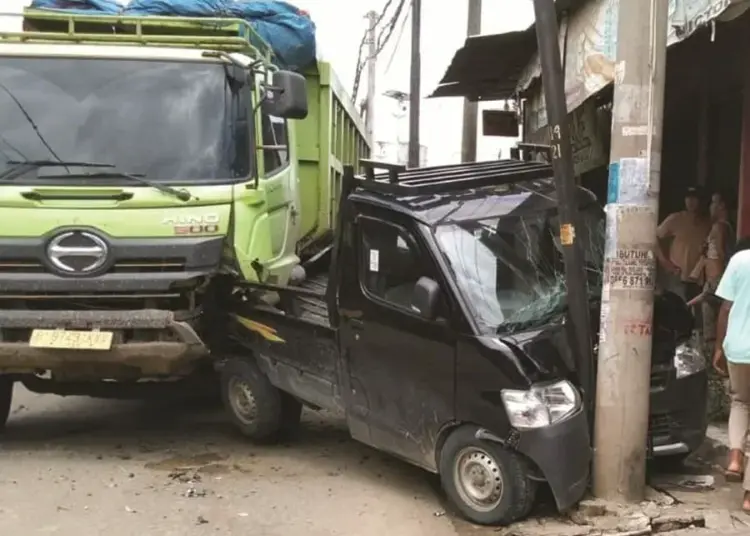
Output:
[338,209,456,471]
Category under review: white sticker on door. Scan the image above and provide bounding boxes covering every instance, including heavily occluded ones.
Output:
[369,249,379,272]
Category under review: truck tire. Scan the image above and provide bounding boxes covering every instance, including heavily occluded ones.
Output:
[221,357,290,442]
[0,376,13,432]
[438,425,537,526]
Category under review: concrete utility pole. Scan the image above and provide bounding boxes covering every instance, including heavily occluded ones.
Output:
[365,10,378,142]
[531,0,595,415]
[461,0,481,163]
[408,0,421,168]
[593,0,669,502]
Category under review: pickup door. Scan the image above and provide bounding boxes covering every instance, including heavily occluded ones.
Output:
[337,206,457,471]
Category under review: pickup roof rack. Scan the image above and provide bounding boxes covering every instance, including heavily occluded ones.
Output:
[354,158,554,196]
[0,10,273,63]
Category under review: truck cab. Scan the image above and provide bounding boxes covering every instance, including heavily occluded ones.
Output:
[0,11,367,421]
[226,159,708,526]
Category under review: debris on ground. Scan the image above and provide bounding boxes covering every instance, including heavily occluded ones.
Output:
[502,482,750,536]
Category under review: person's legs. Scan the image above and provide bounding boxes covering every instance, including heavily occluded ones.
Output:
[727,363,750,479]
[683,281,702,303]
[703,289,730,421]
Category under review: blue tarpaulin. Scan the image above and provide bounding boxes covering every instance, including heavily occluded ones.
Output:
[27,0,317,71]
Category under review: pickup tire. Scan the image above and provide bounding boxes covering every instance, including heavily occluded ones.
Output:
[438,425,537,526]
[221,357,300,442]
[0,376,13,432]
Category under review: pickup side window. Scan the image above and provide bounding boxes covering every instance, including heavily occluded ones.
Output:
[261,107,289,175]
[358,217,423,312]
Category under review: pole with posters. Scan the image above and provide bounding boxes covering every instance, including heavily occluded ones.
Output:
[593,0,669,502]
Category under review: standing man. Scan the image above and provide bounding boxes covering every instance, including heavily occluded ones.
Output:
[656,187,711,301]
[713,237,750,512]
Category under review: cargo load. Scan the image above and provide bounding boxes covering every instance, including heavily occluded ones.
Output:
[28,0,316,70]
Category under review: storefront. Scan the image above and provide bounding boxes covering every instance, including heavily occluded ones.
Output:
[432,0,750,234]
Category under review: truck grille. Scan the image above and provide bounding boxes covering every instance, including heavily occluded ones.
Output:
[0,258,186,274]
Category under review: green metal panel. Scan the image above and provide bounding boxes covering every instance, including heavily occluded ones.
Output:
[2,8,370,275]
[295,61,371,254]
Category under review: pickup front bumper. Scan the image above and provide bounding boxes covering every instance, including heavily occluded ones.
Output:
[0,309,207,376]
[515,408,591,512]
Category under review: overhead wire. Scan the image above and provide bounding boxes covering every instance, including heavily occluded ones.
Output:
[351,0,408,101]
[384,0,411,75]
[351,0,396,99]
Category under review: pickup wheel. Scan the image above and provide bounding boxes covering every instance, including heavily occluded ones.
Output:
[221,357,289,442]
[0,376,13,432]
[438,425,537,526]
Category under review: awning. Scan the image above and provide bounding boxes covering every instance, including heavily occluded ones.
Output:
[430,0,750,106]
[429,29,537,102]
[430,0,588,102]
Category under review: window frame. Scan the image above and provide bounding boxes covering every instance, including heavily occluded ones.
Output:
[259,103,290,177]
[356,215,434,317]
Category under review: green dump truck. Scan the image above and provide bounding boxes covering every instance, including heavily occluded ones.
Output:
[0,10,369,426]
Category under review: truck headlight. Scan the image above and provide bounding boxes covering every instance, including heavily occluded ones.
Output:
[674,342,706,379]
[501,380,580,430]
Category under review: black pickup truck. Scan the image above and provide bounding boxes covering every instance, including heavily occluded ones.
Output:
[219,159,708,525]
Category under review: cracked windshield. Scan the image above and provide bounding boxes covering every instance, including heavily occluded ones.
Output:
[435,190,605,335]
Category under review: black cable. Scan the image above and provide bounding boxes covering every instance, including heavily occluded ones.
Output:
[352,0,407,101]
[0,81,67,171]
[351,0,396,98]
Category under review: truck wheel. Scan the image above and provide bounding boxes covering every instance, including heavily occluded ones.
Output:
[221,357,287,442]
[438,425,537,526]
[0,376,13,432]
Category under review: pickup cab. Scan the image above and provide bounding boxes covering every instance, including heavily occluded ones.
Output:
[220,159,708,525]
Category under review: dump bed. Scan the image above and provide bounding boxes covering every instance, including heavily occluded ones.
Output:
[296,63,371,256]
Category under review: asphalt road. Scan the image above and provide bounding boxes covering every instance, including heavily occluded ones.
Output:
[0,385,480,536]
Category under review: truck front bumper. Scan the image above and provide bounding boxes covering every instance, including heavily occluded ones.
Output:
[0,309,207,376]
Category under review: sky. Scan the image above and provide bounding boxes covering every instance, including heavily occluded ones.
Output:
[0,0,535,165]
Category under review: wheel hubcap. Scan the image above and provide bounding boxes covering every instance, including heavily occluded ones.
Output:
[454,447,504,512]
[227,377,257,425]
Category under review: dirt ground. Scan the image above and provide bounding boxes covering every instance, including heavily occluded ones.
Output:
[0,385,484,536]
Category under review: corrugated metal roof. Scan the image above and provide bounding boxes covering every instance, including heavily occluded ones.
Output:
[430,29,537,101]
[430,0,588,102]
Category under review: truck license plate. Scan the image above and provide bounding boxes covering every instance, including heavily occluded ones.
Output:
[29,329,113,350]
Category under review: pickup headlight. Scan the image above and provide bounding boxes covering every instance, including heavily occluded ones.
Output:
[501,380,580,430]
[674,342,706,379]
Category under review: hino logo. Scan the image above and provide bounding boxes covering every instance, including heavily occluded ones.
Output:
[47,231,109,274]
[162,213,220,235]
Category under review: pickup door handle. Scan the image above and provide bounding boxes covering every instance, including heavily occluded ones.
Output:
[349,318,364,329]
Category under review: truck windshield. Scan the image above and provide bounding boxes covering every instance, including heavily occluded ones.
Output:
[435,202,605,335]
[0,57,250,184]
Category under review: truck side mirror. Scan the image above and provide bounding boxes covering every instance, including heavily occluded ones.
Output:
[411,277,441,320]
[267,70,308,120]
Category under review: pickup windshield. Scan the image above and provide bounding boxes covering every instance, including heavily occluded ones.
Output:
[0,57,250,184]
[434,199,605,335]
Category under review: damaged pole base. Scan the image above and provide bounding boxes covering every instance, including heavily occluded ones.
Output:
[501,487,749,536]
